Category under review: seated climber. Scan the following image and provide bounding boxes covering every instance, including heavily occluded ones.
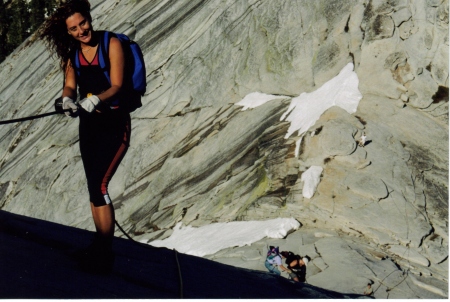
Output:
[364,283,374,296]
[265,246,282,275]
[280,251,310,282]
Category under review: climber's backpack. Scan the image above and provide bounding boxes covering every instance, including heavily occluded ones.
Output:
[73,30,146,112]
[267,246,280,257]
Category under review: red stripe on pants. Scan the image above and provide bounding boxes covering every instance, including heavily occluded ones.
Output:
[100,122,130,196]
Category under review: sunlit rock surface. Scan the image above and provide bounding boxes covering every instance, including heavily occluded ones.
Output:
[0,0,447,298]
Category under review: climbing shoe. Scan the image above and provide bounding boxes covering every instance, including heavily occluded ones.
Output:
[74,234,115,274]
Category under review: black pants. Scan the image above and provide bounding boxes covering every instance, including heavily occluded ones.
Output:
[79,109,130,207]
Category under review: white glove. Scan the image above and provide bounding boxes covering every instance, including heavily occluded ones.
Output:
[79,95,101,113]
[62,96,78,117]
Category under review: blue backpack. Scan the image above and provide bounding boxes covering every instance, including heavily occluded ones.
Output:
[73,31,146,112]
[267,246,280,257]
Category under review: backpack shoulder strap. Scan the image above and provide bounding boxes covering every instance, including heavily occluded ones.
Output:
[71,48,81,77]
[98,30,113,84]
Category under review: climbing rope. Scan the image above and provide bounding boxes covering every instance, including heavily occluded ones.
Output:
[115,220,184,298]
[0,97,74,125]
[0,109,70,125]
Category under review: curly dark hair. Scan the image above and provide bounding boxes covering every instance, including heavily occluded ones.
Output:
[39,0,92,71]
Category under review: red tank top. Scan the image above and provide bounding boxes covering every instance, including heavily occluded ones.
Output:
[75,40,119,108]
[79,49,99,66]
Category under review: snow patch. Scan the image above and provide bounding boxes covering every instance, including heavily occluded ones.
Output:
[235,63,362,158]
[236,92,287,110]
[148,218,300,257]
[281,63,362,140]
[301,166,323,199]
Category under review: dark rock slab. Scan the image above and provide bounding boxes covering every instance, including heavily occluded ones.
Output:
[0,210,365,299]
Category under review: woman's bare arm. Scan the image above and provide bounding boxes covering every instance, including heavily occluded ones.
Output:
[278,264,292,273]
[96,37,124,102]
[62,59,77,99]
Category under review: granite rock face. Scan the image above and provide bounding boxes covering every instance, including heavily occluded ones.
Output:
[0,0,447,298]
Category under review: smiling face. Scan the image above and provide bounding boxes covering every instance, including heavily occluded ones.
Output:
[66,12,93,45]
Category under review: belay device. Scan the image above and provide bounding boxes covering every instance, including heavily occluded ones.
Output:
[54,97,64,113]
